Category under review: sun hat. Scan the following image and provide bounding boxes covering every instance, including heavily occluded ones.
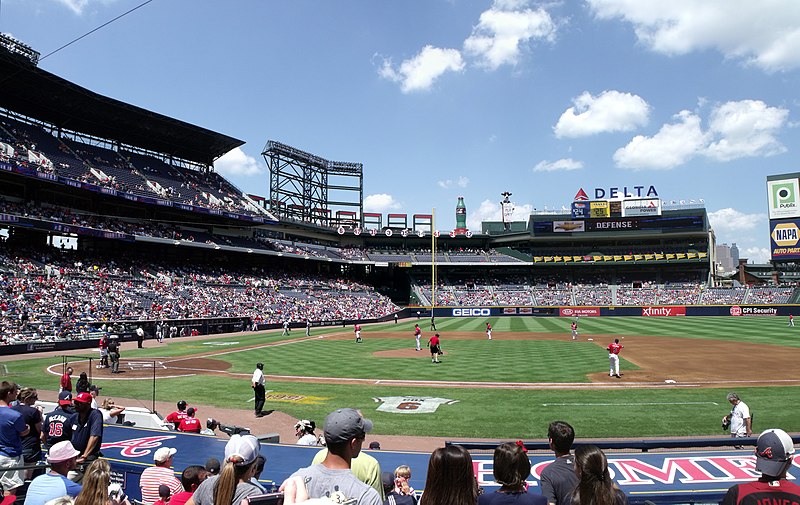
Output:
[47,441,80,463]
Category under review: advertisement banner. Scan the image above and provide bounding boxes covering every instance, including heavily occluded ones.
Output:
[622,198,662,217]
[590,201,610,218]
[767,177,800,220]
[553,221,585,232]
[609,200,622,218]
[503,307,518,314]
[770,219,800,260]
[571,201,590,219]
[729,306,778,317]
[560,307,600,317]
[642,306,686,316]
[587,219,640,231]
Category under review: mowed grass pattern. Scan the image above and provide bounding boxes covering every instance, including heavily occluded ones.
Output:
[6,315,800,438]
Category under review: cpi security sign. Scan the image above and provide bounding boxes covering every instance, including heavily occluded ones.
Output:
[767,178,800,219]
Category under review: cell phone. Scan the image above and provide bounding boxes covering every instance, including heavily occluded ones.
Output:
[246,492,284,505]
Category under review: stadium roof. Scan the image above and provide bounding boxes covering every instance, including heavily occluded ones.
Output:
[0,49,244,165]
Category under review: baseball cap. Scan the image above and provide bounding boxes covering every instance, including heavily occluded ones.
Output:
[323,408,373,444]
[47,441,80,463]
[224,434,261,466]
[74,392,92,404]
[89,385,102,393]
[187,407,196,416]
[205,457,221,475]
[755,429,795,476]
[381,471,395,490]
[154,447,177,463]
[369,441,381,450]
[58,391,73,405]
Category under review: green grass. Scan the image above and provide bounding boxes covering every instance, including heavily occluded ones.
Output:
[6,316,798,439]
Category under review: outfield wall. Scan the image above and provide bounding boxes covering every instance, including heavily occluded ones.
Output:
[101,425,792,505]
[430,305,799,318]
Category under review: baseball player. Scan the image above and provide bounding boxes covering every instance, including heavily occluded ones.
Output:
[486,322,492,340]
[98,334,109,368]
[414,324,422,351]
[354,323,362,343]
[282,320,290,336]
[607,338,623,378]
[571,321,578,341]
[789,314,795,327]
[306,319,311,337]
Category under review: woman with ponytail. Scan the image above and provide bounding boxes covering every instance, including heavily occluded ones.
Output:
[187,434,263,505]
[568,446,627,505]
[479,442,545,505]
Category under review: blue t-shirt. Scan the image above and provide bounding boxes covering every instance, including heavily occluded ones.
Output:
[43,406,74,449]
[0,405,26,457]
[479,491,548,505]
[70,409,104,456]
[23,472,82,505]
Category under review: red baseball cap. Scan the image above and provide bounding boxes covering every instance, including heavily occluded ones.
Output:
[74,392,93,404]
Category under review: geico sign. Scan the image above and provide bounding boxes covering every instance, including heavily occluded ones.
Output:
[452,308,491,317]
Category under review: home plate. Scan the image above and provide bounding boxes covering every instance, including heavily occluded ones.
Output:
[587,338,593,341]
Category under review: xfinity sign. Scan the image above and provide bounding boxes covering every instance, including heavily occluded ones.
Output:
[452,308,491,317]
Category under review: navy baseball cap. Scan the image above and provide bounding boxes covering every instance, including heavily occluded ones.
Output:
[756,429,795,476]
[58,391,73,405]
[324,408,373,444]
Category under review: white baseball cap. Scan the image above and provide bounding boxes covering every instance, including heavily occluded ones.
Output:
[154,447,177,463]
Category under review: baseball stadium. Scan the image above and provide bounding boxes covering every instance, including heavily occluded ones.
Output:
[2,33,800,505]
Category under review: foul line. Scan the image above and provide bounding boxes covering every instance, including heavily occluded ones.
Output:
[541,401,720,406]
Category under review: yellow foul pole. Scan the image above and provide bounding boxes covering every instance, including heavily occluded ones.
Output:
[431,208,436,313]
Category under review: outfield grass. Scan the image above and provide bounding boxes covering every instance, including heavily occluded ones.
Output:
[6,316,798,439]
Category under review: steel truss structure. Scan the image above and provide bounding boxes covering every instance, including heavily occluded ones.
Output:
[262,140,363,226]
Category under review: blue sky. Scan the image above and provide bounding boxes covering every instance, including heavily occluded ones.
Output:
[3,0,800,263]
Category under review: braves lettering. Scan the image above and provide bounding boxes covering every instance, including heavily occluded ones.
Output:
[101,435,176,458]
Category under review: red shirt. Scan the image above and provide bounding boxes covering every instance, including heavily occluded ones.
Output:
[60,373,72,392]
[165,411,188,428]
[177,417,201,433]
[354,325,361,332]
[414,327,421,336]
[429,335,440,347]
[486,324,492,330]
[607,342,623,354]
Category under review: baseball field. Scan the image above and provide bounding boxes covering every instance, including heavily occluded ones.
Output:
[6,315,800,440]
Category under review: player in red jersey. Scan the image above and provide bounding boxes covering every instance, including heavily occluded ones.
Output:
[177,408,201,433]
[427,333,442,363]
[165,400,189,429]
[413,324,422,351]
[486,322,492,340]
[722,428,800,505]
[354,323,362,343]
[607,338,623,378]
[571,321,578,341]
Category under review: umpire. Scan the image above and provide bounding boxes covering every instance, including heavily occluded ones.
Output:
[252,362,266,417]
[108,336,121,374]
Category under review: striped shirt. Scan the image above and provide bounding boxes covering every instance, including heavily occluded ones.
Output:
[139,465,182,505]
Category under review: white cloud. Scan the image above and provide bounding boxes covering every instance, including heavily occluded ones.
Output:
[364,193,402,213]
[378,46,464,93]
[53,0,117,15]
[613,110,709,170]
[534,158,584,172]
[587,0,800,72]
[214,148,264,176]
[554,90,651,138]
[467,198,534,230]
[708,208,765,233]
[705,100,789,161]
[464,0,557,70]
[742,246,771,264]
[438,176,470,189]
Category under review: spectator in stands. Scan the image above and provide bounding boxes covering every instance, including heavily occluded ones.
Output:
[249,455,267,492]
[60,367,73,393]
[140,447,182,505]
[291,408,382,505]
[568,445,626,505]
[721,429,800,505]
[11,387,42,479]
[204,458,220,476]
[69,392,103,476]
[0,381,28,499]
[88,385,102,409]
[23,440,82,505]
[389,465,416,504]
[177,408,201,433]
[480,442,544,505]
[153,484,171,505]
[165,401,188,429]
[188,434,263,505]
[540,421,578,505]
[420,445,477,505]
[169,465,209,505]
[42,391,74,450]
[75,459,129,505]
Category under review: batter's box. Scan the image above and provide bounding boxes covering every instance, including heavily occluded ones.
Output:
[127,361,167,370]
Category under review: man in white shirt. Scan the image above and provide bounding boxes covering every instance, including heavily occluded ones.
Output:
[252,362,266,417]
[723,392,752,442]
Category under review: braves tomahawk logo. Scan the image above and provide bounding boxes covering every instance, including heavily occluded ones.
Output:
[101,435,176,458]
[757,446,774,460]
